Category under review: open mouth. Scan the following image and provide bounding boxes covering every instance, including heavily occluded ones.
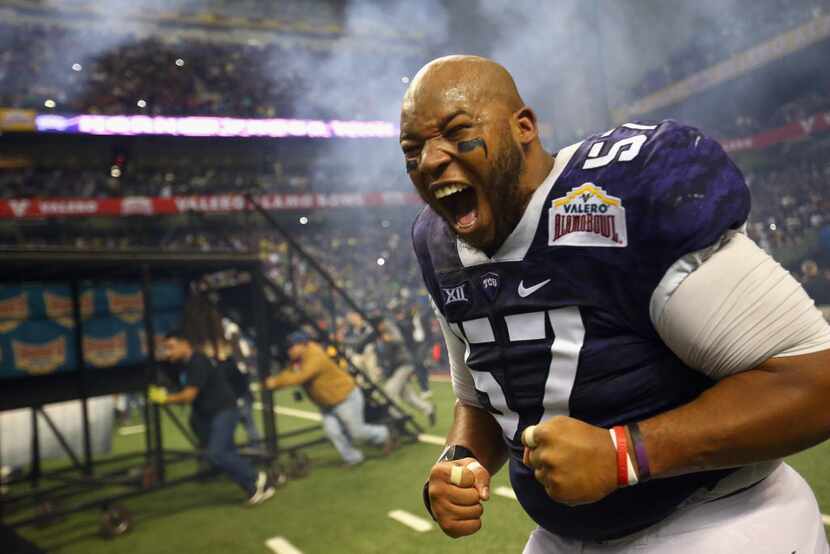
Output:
[434,183,478,231]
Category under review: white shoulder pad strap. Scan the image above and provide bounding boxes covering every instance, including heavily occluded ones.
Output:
[430,300,482,408]
[651,233,830,380]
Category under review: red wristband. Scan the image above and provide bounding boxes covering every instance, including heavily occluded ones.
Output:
[612,426,629,487]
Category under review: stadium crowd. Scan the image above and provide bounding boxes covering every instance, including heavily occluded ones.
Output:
[2,0,828,364]
[3,141,826,258]
[746,147,830,251]
[687,84,830,140]
[0,161,410,199]
[0,21,306,118]
[623,0,830,103]
[0,7,411,122]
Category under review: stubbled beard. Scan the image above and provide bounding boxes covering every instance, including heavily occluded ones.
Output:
[461,133,524,254]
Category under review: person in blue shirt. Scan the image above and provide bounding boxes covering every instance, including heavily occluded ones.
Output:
[151,329,274,506]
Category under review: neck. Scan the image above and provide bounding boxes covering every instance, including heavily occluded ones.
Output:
[483,148,555,257]
[521,146,555,193]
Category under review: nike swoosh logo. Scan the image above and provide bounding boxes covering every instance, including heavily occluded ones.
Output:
[517,279,551,298]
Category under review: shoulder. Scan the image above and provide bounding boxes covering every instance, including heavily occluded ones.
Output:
[306,343,330,362]
[572,120,748,201]
[411,206,460,310]
[556,120,750,254]
[190,353,214,369]
[411,205,433,247]
[186,353,214,384]
[411,206,448,261]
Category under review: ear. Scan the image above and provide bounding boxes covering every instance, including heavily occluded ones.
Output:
[513,106,538,146]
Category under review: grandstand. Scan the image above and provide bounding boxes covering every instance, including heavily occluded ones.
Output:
[609,0,830,284]
[1,0,829,552]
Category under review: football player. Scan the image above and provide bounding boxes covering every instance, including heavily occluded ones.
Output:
[401,55,830,552]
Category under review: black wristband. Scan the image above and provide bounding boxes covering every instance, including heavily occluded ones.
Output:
[436,444,476,464]
[423,444,477,520]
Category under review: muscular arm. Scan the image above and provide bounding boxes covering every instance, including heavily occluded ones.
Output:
[642,349,830,478]
[446,400,509,475]
[522,234,830,506]
[645,233,830,478]
[433,303,509,473]
[421,305,511,537]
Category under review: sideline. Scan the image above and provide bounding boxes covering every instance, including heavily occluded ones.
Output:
[388,509,433,532]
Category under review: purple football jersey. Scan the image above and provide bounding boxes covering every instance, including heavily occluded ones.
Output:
[412,120,751,540]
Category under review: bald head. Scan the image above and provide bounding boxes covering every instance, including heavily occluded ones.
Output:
[402,55,524,119]
[399,55,552,255]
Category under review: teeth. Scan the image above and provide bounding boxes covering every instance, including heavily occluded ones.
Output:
[434,183,470,199]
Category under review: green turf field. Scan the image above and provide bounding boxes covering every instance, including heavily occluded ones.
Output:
[10,380,830,552]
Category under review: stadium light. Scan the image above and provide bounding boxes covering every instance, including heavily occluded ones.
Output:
[44,99,56,109]
[72,63,83,72]
[35,114,399,139]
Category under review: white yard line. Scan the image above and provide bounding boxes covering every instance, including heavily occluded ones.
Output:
[388,509,433,532]
[823,514,830,526]
[252,402,322,422]
[256,404,442,441]
[117,424,146,436]
[265,536,303,554]
[494,486,517,500]
[417,433,445,445]
[274,406,322,422]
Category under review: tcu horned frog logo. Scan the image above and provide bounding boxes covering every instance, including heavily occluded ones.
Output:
[549,183,628,248]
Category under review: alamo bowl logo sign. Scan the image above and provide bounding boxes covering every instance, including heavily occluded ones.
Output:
[549,183,627,248]
[106,289,144,324]
[83,331,128,368]
[12,336,67,375]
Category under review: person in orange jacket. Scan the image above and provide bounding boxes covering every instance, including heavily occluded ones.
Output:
[265,331,397,466]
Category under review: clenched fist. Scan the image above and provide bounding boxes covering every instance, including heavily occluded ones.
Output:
[426,458,491,538]
[522,416,618,506]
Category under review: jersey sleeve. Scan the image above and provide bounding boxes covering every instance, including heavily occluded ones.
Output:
[654,233,830,379]
[431,300,482,408]
[569,120,752,330]
[411,207,444,315]
[629,120,750,269]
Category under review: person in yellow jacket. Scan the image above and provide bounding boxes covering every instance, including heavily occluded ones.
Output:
[265,331,397,466]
